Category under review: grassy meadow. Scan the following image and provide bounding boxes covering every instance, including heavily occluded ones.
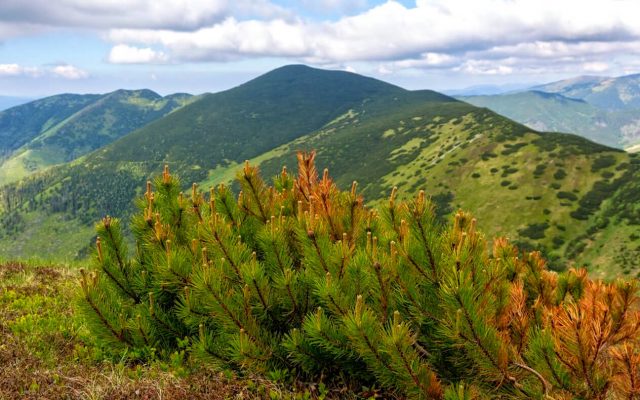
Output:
[0,261,361,399]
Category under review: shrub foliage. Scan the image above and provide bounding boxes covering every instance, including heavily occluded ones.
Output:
[80,152,640,399]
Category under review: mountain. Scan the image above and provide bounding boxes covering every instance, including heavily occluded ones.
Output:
[0,90,195,184]
[530,75,607,98]
[0,96,33,111]
[0,93,100,154]
[533,74,640,111]
[460,91,619,147]
[460,73,640,149]
[90,64,405,170]
[204,93,640,279]
[0,65,638,279]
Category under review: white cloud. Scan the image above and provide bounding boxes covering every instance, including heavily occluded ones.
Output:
[455,60,514,75]
[0,63,88,79]
[0,63,24,76]
[0,0,290,30]
[108,44,168,64]
[477,41,640,61]
[51,64,89,79]
[343,65,357,73]
[102,0,640,71]
[108,18,310,62]
[0,63,41,77]
[377,65,392,75]
[0,0,226,30]
[3,0,640,81]
[391,53,458,69]
[582,62,610,73]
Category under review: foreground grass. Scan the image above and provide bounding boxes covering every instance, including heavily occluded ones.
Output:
[0,262,362,400]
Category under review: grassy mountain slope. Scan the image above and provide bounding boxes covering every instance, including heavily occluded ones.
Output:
[0,90,194,184]
[201,94,640,278]
[0,94,100,154]
[90,64,405,173]
[0,65,408,259]
[0,65,638,278]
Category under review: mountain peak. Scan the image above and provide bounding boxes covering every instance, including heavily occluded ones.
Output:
[107,88,162,100]
[236,64,405,97]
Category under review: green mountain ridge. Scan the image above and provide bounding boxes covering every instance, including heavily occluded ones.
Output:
[0,89,196,184]
[90,64,407,168]
[0,65,638,278]
[206,96,640,278]
[0,93,100,153]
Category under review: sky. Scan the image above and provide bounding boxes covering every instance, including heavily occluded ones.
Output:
[1,0,640,97]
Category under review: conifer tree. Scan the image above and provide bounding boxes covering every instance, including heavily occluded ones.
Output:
[80,151,640,399]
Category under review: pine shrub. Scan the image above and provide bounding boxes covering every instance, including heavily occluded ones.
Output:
[80,152,640,399]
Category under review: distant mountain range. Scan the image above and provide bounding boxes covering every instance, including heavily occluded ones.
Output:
[460,73,640,150]
[0,96,33,112]
[0,65,638,279]
[533,74,640,110]
[0,90,196,184]
[443,83,534,96]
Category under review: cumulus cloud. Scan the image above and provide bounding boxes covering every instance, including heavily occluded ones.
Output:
[0,63,42,77]
[377,65,393,75]
[0,63,88,79]
[0,64,25,76]
[343,65,357,73]
[389,53,459,69]
[582,62,610,73]
[108,44,168,64]
[100,0,640,76]
[454,60,514,76]
[0,0,289,30]
[51,64,89,79]
[3,0,640,80]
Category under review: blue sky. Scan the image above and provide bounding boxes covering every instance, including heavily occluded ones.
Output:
[1,0,639,97]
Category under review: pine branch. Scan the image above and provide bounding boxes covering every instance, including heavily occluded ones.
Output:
[512,362,550,396]
[83,291,132,346]
[453,292,511,384]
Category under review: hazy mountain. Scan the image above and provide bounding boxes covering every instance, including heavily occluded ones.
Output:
[460,91,619,147]
[0,96,34,111]
[0,65,637,279]
[443,83,533,96]
[533,74,640,111]
[460,73,640,150]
